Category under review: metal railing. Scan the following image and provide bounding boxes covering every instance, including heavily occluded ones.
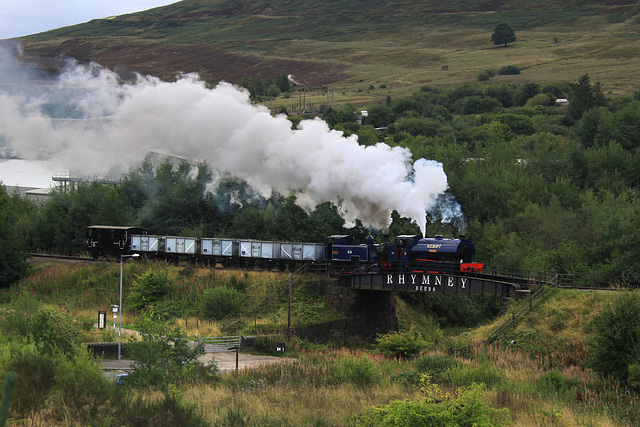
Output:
[199,336,242,352]
[199,336,243,372]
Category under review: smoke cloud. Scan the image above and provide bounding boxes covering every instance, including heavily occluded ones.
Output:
[0,45,458,234]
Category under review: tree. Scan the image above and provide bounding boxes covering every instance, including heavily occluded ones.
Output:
[491,23,516,47]
[567,73,606,124]
[276,73,290,93]
[126,317,213,390]
[0,185,28,287]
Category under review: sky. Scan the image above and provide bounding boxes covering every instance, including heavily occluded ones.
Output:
[0,0,180,39]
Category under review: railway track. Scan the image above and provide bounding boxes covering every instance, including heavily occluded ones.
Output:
[26,253,95,264]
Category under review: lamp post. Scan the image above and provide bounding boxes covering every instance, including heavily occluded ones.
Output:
[119,253,139,360]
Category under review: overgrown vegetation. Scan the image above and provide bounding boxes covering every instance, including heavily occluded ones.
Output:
[589,292,640,384]
[4,74,640,290]
[1,261,640,425]
[126,316,215,390]
[2,52,640,423]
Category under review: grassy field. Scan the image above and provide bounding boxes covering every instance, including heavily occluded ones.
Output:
[14,0,640,108]
[2,261,639,425]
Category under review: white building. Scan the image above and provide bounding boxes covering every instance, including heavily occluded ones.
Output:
[0,159,68,201]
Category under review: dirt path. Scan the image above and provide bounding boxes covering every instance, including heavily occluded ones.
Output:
[102,350,291,377]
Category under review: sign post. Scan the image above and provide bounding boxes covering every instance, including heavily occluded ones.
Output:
[98,310,106,329]
[111,305,119,336]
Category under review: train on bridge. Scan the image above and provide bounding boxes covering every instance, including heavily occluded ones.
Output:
[86,225,484,274]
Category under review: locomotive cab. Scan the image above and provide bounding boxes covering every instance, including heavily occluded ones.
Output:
[388,235,421,262]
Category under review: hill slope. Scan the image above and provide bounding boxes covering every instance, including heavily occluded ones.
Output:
[7,0,640,96]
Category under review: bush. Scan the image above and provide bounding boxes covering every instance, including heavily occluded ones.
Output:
[498,65,521,75]
[629,364,640,391]
[375,328,429,360]
[5,344,57,420]
[353,375,510,426]
[48,353,114,423]
[126,317,212,390]
[119,393,209,427]
[0,372,18,427]
[27,306,82,357]
[445,363,506,389]
[477,72,491,82]
[200,286,242,320]
[415,354,460,383]
[1,294,83,359]
[535,370,575,397]
[335,354,379,387]
[128,269,172,311]
[589,293,640,383]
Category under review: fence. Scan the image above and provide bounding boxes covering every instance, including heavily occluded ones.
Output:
[199,336,243,372]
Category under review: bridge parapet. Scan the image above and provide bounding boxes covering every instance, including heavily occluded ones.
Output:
[339,272,516,297]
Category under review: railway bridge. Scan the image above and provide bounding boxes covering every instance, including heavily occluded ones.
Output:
[308,266,576,341]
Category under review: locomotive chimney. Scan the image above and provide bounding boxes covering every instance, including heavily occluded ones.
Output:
[424,213,429,238]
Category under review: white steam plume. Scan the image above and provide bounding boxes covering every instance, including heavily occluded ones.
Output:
[0,46,455,234]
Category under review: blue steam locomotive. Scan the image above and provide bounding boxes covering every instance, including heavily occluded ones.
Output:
[87,225,482,273]
[325,234,482,273]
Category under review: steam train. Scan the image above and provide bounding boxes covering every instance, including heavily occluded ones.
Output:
[86,225,483,274]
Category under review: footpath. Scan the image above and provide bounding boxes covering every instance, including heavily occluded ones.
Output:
[98,326,289,378]
[102,351,287,374]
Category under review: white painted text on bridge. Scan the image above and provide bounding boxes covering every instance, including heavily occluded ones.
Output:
[386,274,468,292]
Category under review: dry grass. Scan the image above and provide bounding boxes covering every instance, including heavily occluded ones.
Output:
[172,317,223,337]
[184,382,418,426]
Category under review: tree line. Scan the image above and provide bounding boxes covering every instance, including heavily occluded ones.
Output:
[2,74,640,287]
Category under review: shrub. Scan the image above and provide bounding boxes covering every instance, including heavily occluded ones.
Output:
[126,317,211,390]
[1,294,83,359]
[27,306,82,357]
[119,393,209,427]
[353,375,510,426]
[375,328,429,360]
[5,344,57,420]
[49,353,114,423]
[200,286,242,320]
[415,354,460,383]
[498,65,521,75]
[335,354,379,387]
[446,363,506,389]
[536,370,573,397]
[477,72,491,82]
[589,292,640,383]
[0,372,18,427]
[629,364,640,391]
[128,268,172,311]
[228,274,249,292]
[526,93,554,107]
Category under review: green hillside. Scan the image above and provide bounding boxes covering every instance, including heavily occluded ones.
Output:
[14,0,640,98]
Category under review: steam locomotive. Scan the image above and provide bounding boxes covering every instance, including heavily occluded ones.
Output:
[86,225,483,274]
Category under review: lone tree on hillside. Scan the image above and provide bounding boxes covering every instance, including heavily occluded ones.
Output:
[491,23,517,47]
